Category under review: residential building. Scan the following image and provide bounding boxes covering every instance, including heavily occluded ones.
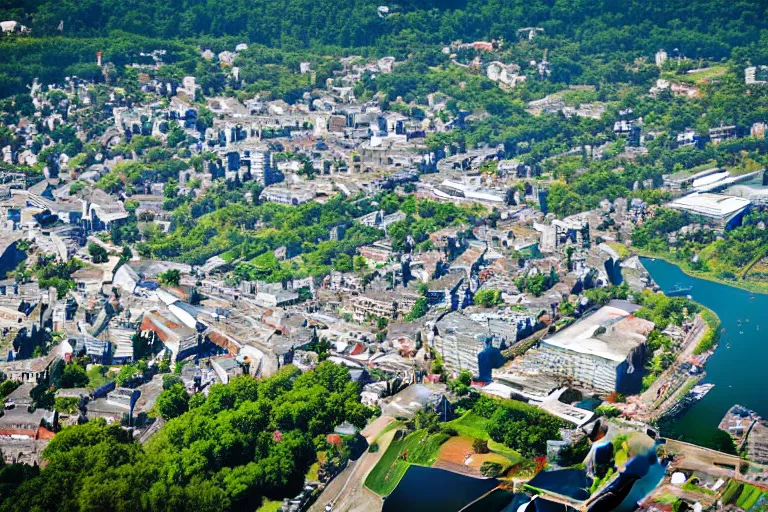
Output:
[346,290,418,322]
[709,124,736,144]
[260,186,314,206]
[676,128,703,149]
[745,65,768,85]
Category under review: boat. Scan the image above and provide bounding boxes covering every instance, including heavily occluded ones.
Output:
[665,286,692,297]
[660,383,715,420]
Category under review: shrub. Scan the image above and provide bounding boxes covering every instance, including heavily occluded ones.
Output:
[595,405,621,418]
[441,426,458,437]
[480,461,505,477]
[472,438,489,454]
[54,397,80,414]
[559,388,583,404]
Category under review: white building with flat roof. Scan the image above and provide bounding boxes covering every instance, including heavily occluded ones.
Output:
[523,301,654,393]
[667,192,751,230]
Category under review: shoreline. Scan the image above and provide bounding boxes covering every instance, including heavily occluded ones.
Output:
[633,249,768,295]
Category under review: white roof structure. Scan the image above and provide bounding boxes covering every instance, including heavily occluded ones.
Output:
[667,192,751,222]
[541,301,654,363]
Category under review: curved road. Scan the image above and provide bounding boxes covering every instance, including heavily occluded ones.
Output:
[309,416,395,512]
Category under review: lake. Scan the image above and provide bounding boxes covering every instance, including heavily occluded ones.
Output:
[642,257,768,442]
[382,465,499,512]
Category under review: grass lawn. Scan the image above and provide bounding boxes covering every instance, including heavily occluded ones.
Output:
[448,411,490,439]
[367,413,526,496]
[255,500,282,512]
[373,420,402,442]
[685,65,729,83]
[447,412,523,464]
[365,429,449,496]
[736,483,764,509]
[660,65,728,85]
[607,242,630,259]
[721,480,743,504]
[654,494,679,505]
[614,447,629,468]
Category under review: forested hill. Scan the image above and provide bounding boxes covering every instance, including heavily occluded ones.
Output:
[1,0,767,57]
[1,0,768,98]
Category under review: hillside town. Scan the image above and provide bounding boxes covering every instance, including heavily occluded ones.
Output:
[2,19,768,512]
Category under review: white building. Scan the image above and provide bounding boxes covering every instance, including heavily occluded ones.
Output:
[745,66,768,85]
[259,186,314,206]
[667,192,751,230]
[523,301,654,393]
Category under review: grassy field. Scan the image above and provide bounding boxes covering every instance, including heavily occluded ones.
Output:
[447,412,523,463]
[661,65,728,85]
[685,65,728,83]
[737,483,764,510]
[366,413,526,496]
[719,479,767,509]
[364,429,449,496]
[607,242,630,259]
[448,411,489,439]
[255,500,282,512]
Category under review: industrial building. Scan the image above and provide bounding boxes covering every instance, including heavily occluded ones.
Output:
[522,301,654,393]
[667,192,752,230]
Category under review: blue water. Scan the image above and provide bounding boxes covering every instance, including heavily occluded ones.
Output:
[615,456,666,511]
[527,468,592,500]
[642,258,768,443]
[461,488,517,512]
[382,465,499,512]
[575,397,603,411]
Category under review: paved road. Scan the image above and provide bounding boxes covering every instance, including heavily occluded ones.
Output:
[137,417,164,444]
[634,315,707,420]
[309,416,395,512]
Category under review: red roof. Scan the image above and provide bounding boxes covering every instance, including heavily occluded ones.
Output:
[36,426,55,440]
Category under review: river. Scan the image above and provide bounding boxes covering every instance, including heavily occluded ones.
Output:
[642,257,768,442]
[382,258,761,510]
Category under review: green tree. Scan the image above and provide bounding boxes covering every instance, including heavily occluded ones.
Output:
[156,383,189,420]
[60,364,89,388]
[158,269,181,286]
[87,242,108,264]
[406,297,428,321]
[162,375,184,390]
[474,289,502,308]
[333,254,353,272]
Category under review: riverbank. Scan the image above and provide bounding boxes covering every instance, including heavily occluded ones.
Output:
[642,258,768,443]
[633,248,768,295]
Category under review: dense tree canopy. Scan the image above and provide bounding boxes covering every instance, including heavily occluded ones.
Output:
[1,0,768,97]
[0,362,371,512]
